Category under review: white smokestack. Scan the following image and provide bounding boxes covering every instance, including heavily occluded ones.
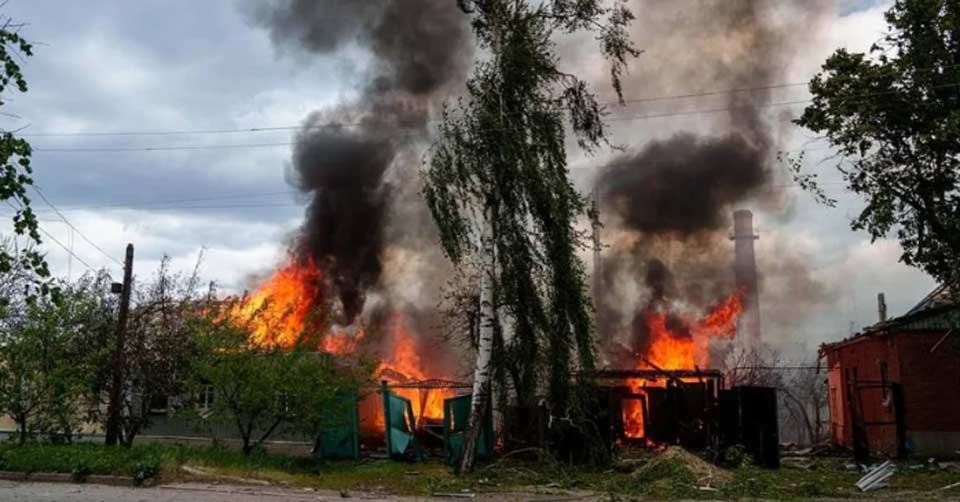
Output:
[732,209,761,346]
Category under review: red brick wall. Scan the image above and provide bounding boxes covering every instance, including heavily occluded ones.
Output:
[895,331,960,432]
[824,334,899,452]
[825,329,960,456]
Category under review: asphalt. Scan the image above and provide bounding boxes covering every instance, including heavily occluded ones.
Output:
[0,481,398,502]
[0,480,600,502]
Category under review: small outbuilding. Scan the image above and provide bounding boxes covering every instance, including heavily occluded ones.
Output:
[819,285,959,459]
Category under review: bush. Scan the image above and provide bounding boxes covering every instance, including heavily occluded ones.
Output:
[70,462,91,482]
[131,461,159,484]
[0,443,169,477]
[719,444,749,468]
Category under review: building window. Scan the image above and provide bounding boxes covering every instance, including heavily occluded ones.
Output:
[198,385,215,411]
[148,394,169,416]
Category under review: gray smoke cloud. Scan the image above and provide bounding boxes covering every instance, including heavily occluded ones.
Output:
[591,0,836,359]
[245,0,472,323]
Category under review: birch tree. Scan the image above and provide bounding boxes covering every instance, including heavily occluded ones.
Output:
[423,0,637,472]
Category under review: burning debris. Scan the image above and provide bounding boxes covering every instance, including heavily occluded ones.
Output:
[616,289,743,443]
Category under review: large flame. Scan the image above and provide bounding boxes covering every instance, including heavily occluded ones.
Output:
[229,258,362,353]
[374,315,453,428]
[230,259,459,437]
[622,290,743,439]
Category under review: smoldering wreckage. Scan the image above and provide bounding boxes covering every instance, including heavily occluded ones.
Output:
[125,0,957,481]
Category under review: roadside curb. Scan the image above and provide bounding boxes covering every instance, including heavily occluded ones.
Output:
[0,471,153,487]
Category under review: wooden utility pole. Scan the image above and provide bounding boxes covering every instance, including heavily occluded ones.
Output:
[105,243,134,446]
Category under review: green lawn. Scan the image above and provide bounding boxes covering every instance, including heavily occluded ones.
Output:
[0,442,958,500]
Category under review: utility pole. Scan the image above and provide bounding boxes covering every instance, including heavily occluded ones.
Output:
[105,243,134,446]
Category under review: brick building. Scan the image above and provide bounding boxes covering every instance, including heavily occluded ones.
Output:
[820,285,959,458]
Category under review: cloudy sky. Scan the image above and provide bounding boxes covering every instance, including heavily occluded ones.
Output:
[0,0,936,353]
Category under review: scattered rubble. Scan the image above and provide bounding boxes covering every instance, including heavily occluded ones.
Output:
[432,491,477,498]
[632,446,732,490]
[855,461,895,492]
[938,481,960,492]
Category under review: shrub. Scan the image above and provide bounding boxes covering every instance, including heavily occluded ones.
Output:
[131,461,159,485]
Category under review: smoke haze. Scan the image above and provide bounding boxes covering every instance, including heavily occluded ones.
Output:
[592,0,837,361]
[245,0,472,323]
[245,0,839,364]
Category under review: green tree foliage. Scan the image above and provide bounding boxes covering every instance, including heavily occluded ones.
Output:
[0,274,110,443]
[0,16,48,295]
[87,257,200,446]
[189,300,369,455]
[793,0,960,287]
[423,0,637,455]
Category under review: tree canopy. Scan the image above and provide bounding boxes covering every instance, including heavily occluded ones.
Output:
[794,0,960,288]
[189,301,369,455]
[0,16,47,296]
[424,0,637,468]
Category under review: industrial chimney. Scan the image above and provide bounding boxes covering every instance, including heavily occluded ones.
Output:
[731,209,761,346]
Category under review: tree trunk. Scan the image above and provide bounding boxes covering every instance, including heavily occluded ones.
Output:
[459,205,496,474]
[16,416,26,445]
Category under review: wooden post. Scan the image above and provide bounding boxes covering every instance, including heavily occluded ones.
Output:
[381,380,391,457]
[105,243,134,446]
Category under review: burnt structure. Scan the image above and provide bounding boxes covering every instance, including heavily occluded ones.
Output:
[586,368,779,468]
[719,386,779,468]
[592,369,723,449]
[731,209,761,346]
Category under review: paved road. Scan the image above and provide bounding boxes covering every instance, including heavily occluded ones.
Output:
[0,481,404,502]
[5,480,955,502]
[0,480,600,502]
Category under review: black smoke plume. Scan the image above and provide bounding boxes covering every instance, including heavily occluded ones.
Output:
[597,133,770,237]
[247,0,472,322]
[591,0,833,357]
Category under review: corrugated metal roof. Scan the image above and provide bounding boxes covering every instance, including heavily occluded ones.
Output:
[820,285,957,354]
[905,283,955,316]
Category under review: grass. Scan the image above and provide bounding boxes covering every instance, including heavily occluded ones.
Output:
[0,442,468,494]
[0,442,958,499]
[0,442,174,481]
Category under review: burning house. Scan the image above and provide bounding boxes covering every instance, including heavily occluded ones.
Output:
[188,0,833,464]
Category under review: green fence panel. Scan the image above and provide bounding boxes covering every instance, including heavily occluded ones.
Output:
[317,395,360,460]
[382,386,421,461]
[443,394,494,466]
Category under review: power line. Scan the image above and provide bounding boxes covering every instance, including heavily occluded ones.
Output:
[20,82,815,138]
[38,225,95,272]
[32,186,123,266]
[30,80,960,153]
[4,201,96,272]
[606,98,811,122]
[19,63,960,140]
[34,141,296,153]
[11,179,855,217]
[40,202,302,212]
[618,81,810,105]
[28,189,298,212]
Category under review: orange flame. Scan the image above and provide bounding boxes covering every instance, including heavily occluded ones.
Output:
[622,397,646,439]
[622,290,743,439]
[228,257,362,353]
[374,315,453,428]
